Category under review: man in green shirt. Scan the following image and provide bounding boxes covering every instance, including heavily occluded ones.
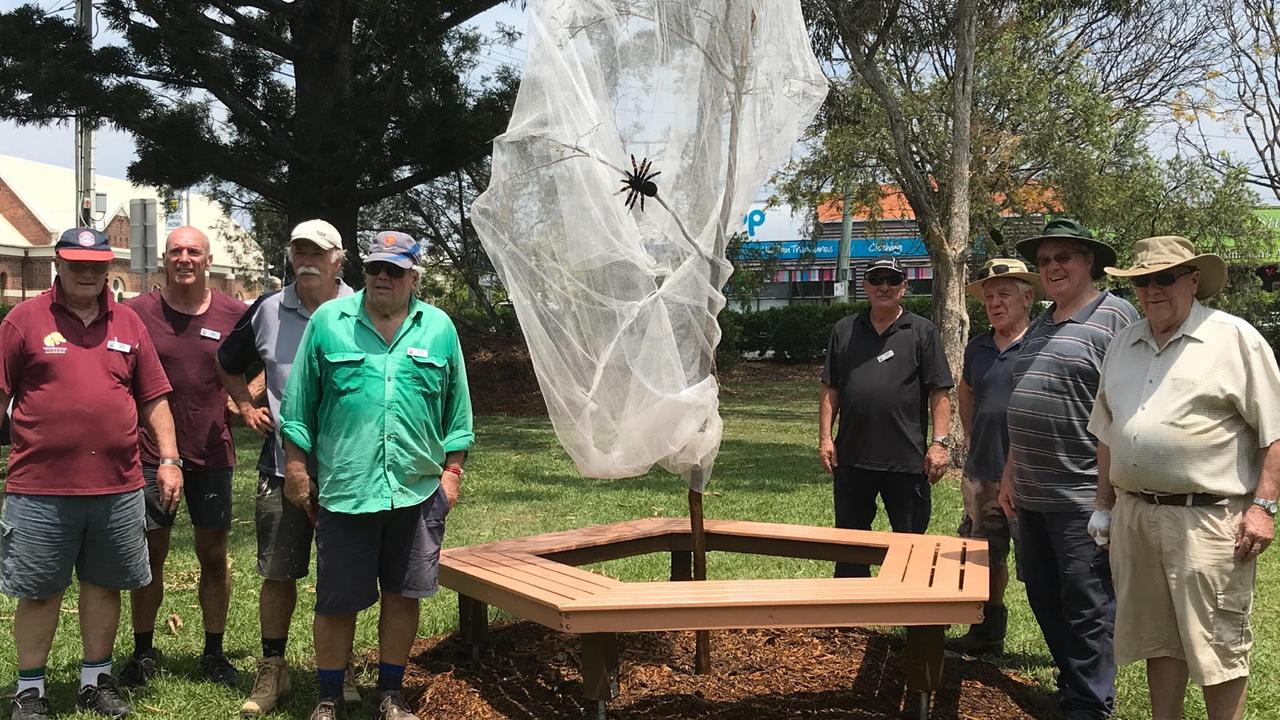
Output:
[280,231,473,720]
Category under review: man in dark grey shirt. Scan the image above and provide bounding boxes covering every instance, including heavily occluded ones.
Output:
[999,219,1139,720]
[819,256,954,577]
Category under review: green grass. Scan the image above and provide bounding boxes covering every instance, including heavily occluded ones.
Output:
[1,372,1277,718]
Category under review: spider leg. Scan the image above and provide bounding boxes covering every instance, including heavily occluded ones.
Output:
[631,154,639,175]
[639,158,650,178]
[616,184,630,195]
[646,170,661,182]
[639,194,645,212]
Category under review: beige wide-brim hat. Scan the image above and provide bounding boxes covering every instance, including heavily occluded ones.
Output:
[1103,235,1227,300]
[965,258,1044,300]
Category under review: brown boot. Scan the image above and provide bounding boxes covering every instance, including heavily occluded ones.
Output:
[946,603,1008,656]
[241,656,291,716]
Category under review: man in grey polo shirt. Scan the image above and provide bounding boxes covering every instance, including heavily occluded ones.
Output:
[215,220,355,716]
[997,219,1139,720]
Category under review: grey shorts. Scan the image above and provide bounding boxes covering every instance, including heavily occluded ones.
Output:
[0,490,151,599]
[255,473,316,581]
[314,486,448,616]
[143,464,234,531]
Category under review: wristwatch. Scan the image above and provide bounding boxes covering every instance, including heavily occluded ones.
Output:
[158,457,183,468]
[1251,497,1279,517]
[931,435,953,449]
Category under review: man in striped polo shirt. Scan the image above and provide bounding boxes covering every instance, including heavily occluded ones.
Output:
[997,219,1139,720]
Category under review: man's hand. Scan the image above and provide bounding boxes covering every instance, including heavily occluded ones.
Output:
[1087,509,1111,548]
[441,469,461,510]
[284,464,316,524]
[239,402,274,436]
[819,437,837,474]
[1235,506,1274,562]
[997,477,1017,519]
[924,444,949,484]
[156,464,184,515]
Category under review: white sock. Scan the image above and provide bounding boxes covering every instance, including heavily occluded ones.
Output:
[80,657,112,689]
[16,672,45,696]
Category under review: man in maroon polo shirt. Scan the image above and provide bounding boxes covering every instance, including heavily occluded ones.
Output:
[119,226,247,689]
[0,228,180,720]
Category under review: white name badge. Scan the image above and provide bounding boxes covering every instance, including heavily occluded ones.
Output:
[876,349,895,363]
[107,339,132,353]
[406,347,430,358]
[200,328,222,340]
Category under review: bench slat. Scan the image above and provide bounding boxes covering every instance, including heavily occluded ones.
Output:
[452,551,618,599]
[931,542,964,592]
[561,600,983,634]
[901,539,938,590]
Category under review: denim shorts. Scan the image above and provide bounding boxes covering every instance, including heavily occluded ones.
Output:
[0,490,151,599]
[314,486,448,616]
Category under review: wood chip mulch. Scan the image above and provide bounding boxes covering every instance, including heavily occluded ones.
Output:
[402,622,1052,719]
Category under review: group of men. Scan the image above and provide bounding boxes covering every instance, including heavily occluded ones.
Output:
[0,219,472,720]
[820,219,1280,720]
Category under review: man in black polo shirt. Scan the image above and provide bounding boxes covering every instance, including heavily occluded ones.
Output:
[819,256,954,577]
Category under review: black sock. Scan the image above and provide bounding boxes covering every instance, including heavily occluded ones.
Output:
[134,631,154,657]
[262,637,286,659]
[204,632,224,658]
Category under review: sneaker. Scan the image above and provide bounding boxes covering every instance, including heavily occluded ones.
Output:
[10,688,51,720]
[343,662,361,705]
[241,656,291,716]
[376,691,419,720]
[200,653,240,686]
[118,647,163,688]
[308,699,345,720]
[76,674,132,718]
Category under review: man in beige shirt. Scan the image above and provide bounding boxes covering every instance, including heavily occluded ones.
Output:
[1088,235,1280,720]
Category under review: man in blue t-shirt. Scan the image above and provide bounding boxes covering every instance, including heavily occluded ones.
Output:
[949,258,1039,656]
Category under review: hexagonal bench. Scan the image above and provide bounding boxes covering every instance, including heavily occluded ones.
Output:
[440,517,989,719]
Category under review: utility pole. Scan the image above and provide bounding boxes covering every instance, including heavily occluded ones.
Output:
[73,0,94,228]
[836,183,854,303]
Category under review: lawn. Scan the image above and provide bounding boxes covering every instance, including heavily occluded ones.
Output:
[1,368,1277,718]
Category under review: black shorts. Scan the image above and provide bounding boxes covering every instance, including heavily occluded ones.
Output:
[143,464,233,532]
[255,473,316,581]
[314,486,448,616]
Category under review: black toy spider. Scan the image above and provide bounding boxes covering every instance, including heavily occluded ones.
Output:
[617,154,661,212]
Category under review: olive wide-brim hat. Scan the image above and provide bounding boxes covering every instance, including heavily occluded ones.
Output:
[965,258,1043,300]
[1015,218,1117,280]
[1103,235,1227,300]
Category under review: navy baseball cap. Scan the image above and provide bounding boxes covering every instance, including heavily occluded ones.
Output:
[365,231,421,269]
[866,255,904,277]
[56,227,115,261]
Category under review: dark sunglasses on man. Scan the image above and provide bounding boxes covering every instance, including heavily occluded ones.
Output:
[975,264,1013,280]
[866,272,905,286]
[1131,266,1196,288]
[363,261,408,279]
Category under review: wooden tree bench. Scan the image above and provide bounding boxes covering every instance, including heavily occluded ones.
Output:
[440,517,989,720]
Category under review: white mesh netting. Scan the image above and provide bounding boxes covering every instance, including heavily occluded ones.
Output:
[472,0,827,490]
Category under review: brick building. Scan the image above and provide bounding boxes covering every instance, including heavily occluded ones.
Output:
[0,154,262,305]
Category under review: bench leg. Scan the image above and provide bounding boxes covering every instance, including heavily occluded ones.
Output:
[458,594,488,662]
[581,632,620,713]
[670,550,692,581]
[903,625,945,720]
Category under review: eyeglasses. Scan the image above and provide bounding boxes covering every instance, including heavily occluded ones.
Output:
[1132,266,1196,288]
[363,261,407,279]
[1035,250,1088,267]
[866,273,905,286]
[976,264,1013,280]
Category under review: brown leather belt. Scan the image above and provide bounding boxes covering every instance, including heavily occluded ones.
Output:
[1132,490,1230,507]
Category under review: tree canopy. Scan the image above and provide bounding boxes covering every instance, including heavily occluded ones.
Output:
[0,0,519,284]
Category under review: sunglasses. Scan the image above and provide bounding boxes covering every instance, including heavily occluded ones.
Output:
[976,263,1015,280]
[363,261,407,279]
[866,273,905,286]
[1035,250,1088,267]
[1132,266,1196,288]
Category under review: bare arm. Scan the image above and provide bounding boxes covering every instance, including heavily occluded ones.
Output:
[440,450,466,509]
[957,380,974,450]
[1095,442,1116,511]
[1238,439,1280,561]
[818,384,839,474]
[215,356,273,435]
[139,395,183,513]
[924,388,952,483]
[282,437,316,524]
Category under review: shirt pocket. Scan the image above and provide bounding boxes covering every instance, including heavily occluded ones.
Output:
[325,352,366,395]
[406,354,447,396]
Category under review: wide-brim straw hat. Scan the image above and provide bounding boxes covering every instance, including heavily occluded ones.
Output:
[1015,218,1117,280]
[965,258,1043,300]
[1103,235,1227,300]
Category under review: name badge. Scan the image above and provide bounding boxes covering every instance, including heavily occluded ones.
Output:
[200,328,222,340]
[107,339,132,354]
[406,347,430,358]
[876,349,895,363]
